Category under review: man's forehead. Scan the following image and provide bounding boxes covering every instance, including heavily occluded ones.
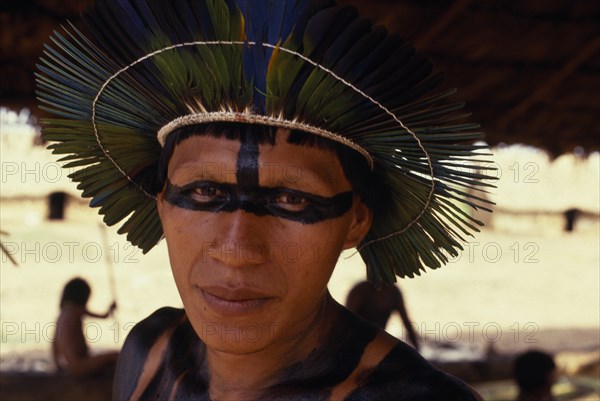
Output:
[169,133,347,190]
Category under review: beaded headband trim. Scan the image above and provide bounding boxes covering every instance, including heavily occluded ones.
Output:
[157,111,375,170]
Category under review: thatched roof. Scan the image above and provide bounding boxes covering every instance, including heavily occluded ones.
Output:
[1,0,598,157]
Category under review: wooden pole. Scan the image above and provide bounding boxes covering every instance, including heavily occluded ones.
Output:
[98,223,118,318]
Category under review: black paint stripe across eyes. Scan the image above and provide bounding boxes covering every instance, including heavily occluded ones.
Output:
[164,180,353,224]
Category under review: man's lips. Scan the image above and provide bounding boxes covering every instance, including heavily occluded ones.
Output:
[198,285,274,316]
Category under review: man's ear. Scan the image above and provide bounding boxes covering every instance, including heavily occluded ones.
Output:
[343,196,373,250]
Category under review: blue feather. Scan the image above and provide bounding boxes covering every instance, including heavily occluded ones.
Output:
[238,0,272,112]
[236,0,332,112]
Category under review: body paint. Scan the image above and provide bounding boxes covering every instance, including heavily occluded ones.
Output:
[236,133,260,189]
[165,135,353,223]
[164,180,353,224]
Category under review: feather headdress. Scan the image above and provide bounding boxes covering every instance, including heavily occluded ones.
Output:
[36,0,495,285]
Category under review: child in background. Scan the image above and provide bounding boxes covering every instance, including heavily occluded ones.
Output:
[52,277,118,377]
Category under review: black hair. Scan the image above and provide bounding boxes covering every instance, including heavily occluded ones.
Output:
[514,350,556,392]
[155,123,381,210]
[60,277,91,308]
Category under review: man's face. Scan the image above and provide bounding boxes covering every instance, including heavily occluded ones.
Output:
[157,130,371,354]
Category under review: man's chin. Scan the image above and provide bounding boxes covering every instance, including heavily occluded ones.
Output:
[193,320,280,354]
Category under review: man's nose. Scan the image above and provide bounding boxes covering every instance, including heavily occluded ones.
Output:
[206,210,271,267]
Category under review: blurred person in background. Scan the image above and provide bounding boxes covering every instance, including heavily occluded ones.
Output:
[52,277,118,377]
[346,280,420,350]
[513,349,558,401]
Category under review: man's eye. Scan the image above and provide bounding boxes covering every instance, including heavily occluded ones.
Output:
[190,186,224,202]
[274,192,309,211]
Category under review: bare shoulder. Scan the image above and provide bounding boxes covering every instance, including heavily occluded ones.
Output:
[346,330,482,401]
[113,307,185,400]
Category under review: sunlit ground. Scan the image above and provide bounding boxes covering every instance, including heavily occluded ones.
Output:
[1,108,599,399]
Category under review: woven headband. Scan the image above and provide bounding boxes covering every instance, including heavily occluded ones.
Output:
[157,111,374,170]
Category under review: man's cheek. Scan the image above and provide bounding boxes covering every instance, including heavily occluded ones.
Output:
[171,266,192,301]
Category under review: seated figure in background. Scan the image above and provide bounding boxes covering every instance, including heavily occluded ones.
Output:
[52,277,119,377]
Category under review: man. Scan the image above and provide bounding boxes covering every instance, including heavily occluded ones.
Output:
[114,125,480,399]
[37,0,493,399]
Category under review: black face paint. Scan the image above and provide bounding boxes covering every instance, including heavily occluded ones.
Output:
[164,134,353,223]
[164,180,353,224]
[236,134,260,190]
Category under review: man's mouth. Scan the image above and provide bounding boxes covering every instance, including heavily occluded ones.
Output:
[199,285,274,316]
